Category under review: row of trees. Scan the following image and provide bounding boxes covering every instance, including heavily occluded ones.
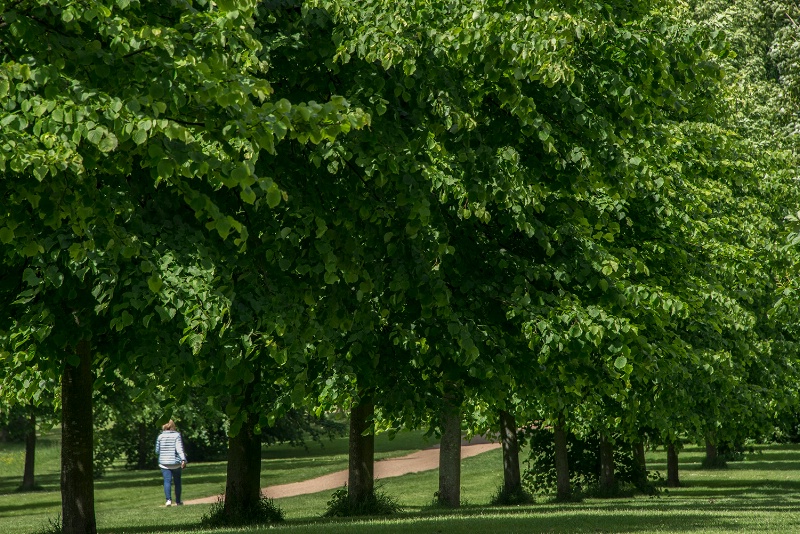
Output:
[3,0,800,532]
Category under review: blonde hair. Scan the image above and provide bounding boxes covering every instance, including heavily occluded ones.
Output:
[162,419,176,431]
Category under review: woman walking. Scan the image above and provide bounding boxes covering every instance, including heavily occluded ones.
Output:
[155,420,187,506]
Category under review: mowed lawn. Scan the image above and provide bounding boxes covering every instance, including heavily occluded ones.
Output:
[3,431,800,533]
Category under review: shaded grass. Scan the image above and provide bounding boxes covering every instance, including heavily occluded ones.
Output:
[0,429,432,534]
[4,435,800,533]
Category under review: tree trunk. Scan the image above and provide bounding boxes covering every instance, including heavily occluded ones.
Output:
[20,409,36,491]
[438,397,461,508]
[348,393,375,508]
[135,422,150,469]
[61,339,97,534]
[705,436,718,466]
[667,443,680,487]
[598,434,615,495]
[223,407,262,515]
[499,410,521,496]
[632,441,647,488]
[224,371,262,514]
[554,423,571,501]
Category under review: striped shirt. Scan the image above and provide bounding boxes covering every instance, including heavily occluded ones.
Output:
[155,430,186,469]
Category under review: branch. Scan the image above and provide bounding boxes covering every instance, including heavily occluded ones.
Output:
[165,116,206,127]
[123,46,154,59]
[26,14,71,39]
[787,11,800,30]
[344,158,383,204]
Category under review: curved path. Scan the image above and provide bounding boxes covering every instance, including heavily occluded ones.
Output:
[185,438,501,505]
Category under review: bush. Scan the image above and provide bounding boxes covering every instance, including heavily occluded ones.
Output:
[489,484,535,506]
[700,440,753,469]
[522,427,600,496]
[200,496,284,527]
[0,412,29,443]
[323,486,403,517]
[774,410,800,443]
[521,428,658,498]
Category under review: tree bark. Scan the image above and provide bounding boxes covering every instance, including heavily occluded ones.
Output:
[348,393,375,508]
[135,422,150,469]
[499,410,521,496]
[438,397,461,508]
[224,369,262,514]
[598,434,615,494]
[705,436,718,466]
[61,339,97,534]
[554,423,571,501]
[632,440,647,488]
[20,408,36,491]
[223,407,262,515]
[667,443,680,487]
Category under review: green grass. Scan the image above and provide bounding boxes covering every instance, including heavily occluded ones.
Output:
[0,429,435,534]
[4,433,800,533]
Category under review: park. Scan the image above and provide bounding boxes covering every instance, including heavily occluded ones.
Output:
[5,429,800,533]
[3,0,800,533]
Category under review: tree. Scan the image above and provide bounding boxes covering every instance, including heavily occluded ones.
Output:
[0,1,367,532]
[265,0,746,505]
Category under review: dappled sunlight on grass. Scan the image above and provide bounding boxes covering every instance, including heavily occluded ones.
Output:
[5,436,800,533]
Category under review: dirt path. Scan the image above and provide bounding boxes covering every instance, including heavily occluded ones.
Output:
[184,438,501,505]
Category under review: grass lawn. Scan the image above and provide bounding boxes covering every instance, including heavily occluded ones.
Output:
[3,431,800,533]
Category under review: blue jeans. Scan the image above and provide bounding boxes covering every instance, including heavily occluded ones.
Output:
[161,467,182,502]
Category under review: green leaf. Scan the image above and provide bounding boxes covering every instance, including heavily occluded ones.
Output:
[157,159,174,178]
[272,350,288,365]
[86,128,104,145]
[147,274,163,293]
[23,268,40,286]
[266,186,282,208]
[240,186,256,204]
[614,356,627,370]
[98,134,118,153]
[230,164,250,184]
[216,217,232,239]
[132,128,148,145]
[22,242,43,257]
[0,227,14,244]
[291,383,305,406]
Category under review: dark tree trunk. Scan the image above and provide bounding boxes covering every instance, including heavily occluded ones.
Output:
[20,409,36,491]
[633,442,646,472]
[554,424,571,501]
[224,371,262,514]
[499,410,521,495]
[135,422,150,469]
[705,436,718,466]
[61,339,97,534]
[348,393,375,507]
[598,434,615,494]
[223,406,262,515]
[633,441,647,488]
[438,398,461,508]
[667,443,680,487]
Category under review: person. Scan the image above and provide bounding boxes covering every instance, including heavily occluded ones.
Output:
[155,419,187,506]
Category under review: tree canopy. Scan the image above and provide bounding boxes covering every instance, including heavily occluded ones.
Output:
[2,0,800,531]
